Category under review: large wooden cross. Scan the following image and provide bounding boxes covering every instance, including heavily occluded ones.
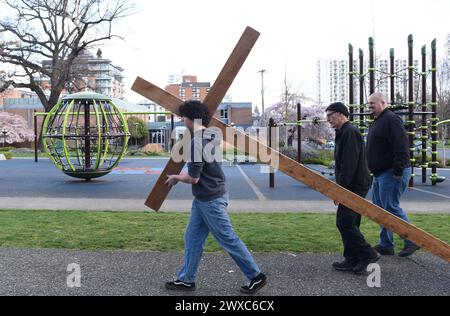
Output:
[132,27,450,262]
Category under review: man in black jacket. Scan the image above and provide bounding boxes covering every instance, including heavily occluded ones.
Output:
[367,93,420,258]
[326,102,380,274]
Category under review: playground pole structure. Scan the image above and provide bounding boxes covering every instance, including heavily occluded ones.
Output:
[421,45,428,184]
[390,49,396,107]
[347,35,443,186]
[359,49,366,136]
[368,38,376,126]
[408,35,415,188]
[431,39,439,185]
[349,44,355,122]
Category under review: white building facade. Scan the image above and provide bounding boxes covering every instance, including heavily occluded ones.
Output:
[316,58,419,106]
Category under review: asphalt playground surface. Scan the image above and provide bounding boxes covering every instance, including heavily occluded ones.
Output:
[1,158,449,296]
[1,158,450,213]
[0,249,448,296]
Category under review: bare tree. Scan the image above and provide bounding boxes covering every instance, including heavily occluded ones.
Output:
[0,0,134,112]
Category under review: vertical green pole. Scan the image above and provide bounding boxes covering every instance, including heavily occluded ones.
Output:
[390,48,395,107]
[408,35,415,188]
[431,39,439,185]
[349,44,355,122]
[359,49,366,136]
[421,45,428,184]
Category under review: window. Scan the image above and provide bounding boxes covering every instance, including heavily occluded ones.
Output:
[220,109,228,119]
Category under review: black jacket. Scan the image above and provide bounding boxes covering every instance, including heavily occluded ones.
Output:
[334,122,372,191]
[366,109,411,177]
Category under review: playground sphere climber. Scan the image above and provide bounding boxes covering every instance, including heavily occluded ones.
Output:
[326,102,381,274]
[164,100,267,294]
[367,93,420,257]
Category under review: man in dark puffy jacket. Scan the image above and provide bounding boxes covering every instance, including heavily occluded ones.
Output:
[367,93,420,258]
[326,102,380,274]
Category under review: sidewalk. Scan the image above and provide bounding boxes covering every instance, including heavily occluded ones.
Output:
[0,249,448,296]
[1,197,449,213]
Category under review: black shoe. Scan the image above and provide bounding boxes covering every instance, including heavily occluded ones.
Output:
[374,244,395,256]
[165,280,196,292]
[353,251,381,275]
[332,259,358,272]
[398,245,421,258]
[240,273,267,295]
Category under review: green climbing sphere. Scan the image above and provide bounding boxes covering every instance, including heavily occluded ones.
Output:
[42,92,130,180]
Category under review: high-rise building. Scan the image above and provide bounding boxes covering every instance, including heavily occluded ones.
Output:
[39,49,125,99]
[316,58,419,106]
[316,59,347,105]
[446,34,450,58]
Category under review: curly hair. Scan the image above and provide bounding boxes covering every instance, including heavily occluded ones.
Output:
[179,100,211,126]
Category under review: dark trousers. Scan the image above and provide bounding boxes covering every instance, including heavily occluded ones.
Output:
[336,190,373,262]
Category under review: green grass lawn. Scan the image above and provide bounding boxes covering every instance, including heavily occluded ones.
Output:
[0,210,448,253]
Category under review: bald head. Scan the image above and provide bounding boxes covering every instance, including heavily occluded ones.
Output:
[368,93,389,118]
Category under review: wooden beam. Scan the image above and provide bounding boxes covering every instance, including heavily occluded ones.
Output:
[132,27,260,211]
[132,77,450,262]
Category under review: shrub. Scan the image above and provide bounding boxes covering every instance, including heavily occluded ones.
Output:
[126,150,163,157]
[280,147,333,167]
[3,152,13,160]
[303,157,333,166]
[0,147,15,152]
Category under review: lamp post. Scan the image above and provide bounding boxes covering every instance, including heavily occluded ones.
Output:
[257,69,267,126]
[1,127,9,148]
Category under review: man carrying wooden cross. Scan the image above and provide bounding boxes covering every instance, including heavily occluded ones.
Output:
[164,100,267,295]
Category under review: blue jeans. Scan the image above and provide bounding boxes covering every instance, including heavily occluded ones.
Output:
[177,193,261,283]
[372,168,415,249]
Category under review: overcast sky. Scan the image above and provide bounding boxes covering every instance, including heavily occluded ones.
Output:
[88,0,449,108]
